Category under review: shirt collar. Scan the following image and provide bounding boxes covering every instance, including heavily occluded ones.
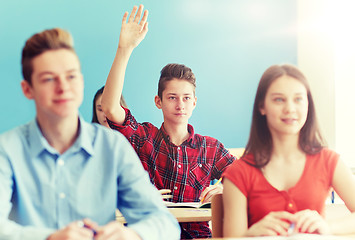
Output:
[27,116,94,158]
[159,123,197,148]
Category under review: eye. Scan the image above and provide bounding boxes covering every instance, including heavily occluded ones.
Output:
[41,77,55,82]
[67,74,78,80]
[273,97,284,102]
[295,97,304,102]
[168,96,176,100]
[184,97,191,101]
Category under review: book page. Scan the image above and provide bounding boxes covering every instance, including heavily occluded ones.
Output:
[164,201,211,208]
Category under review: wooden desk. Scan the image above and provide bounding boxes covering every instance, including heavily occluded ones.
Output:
[116,207,211,223]
[169,208,211,222]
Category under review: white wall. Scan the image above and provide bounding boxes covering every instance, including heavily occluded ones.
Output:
[298,0,355,169]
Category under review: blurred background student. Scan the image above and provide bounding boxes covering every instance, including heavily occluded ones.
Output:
[92,86,127,127]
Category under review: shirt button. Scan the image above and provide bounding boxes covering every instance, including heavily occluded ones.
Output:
[199,164,202,168]
[58,159,64,166]
[59,193,66,199]
[288,203,293,208]
[178,164,181,168]
[174,186,177,190]
[177,147,180,150]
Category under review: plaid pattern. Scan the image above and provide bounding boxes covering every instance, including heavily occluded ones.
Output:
[108,108,236,238]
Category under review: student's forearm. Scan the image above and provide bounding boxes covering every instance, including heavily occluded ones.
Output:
[102,46,133,124]
[0,220,54,240]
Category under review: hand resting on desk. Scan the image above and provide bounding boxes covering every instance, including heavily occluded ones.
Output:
[199,184,223,204]
[47,218,141,240]
[246,210,329,237]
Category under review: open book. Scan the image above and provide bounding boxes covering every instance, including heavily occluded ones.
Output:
[164,201,211,208]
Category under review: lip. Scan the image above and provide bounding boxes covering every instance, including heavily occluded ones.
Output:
[175,113,186,116]
[53,99,71,104]
[281,118,298,124]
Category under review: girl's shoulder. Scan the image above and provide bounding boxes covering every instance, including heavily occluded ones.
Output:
[307,148,340,172]
[309,148,339,161]
[225,153,257,173]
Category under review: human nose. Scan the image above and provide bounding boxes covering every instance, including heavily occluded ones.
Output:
[176,98,184,110]
[56,76,69,93]
[284,100,296,113]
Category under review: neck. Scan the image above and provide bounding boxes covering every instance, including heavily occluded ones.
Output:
[37,114,79,154]
[271,133,303,162]
[163,122,190,146]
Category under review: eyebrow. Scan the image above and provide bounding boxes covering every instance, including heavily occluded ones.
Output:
[37,69,80,78]
[166,93,193,96]
[270,92,306,96]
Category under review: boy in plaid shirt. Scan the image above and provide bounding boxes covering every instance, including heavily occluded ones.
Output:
[102,5,236,239]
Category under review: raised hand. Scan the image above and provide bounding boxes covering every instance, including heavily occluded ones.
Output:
[294,209,330,234]
[118,5,148,49]
[246,211,295,237]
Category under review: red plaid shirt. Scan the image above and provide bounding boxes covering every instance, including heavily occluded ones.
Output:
[107,108,236,239]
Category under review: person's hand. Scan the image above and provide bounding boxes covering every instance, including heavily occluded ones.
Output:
[94,221,142,240]
[294,209,330,235]
[159,189,172,200]
[118,5,148,50]
[246,211,295,237]
[199,184,223,203]
[47,220,96,240]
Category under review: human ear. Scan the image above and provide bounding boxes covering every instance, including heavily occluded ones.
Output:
[21,80,34,100]
[193,96,197,109]
[259,103,266,115]
[154,95,162,109]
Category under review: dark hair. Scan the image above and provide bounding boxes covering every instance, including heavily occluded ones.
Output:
[21,28,76,84]
[158,63,196,99]
[244,64,325,168]
[91,86,128,124]
[92,86,105,124]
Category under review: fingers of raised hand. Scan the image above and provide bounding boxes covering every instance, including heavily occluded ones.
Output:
[140,9,149,28]
[134,5,144,23]
[126,5,147,25]
[128,6,138,23]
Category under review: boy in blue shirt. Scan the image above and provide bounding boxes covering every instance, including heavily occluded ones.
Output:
[0,26,179,240]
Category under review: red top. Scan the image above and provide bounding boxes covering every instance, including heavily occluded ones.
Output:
[222,148,339,227]
[108,108,236,238]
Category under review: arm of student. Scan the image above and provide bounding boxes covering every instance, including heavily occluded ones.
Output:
[199,183,222,203]
[327,158,355,235]
[101,5,148,125]
[115,138,180,240]
[0,151,55,239]
[223,178,248,237]
[223,178,294,237]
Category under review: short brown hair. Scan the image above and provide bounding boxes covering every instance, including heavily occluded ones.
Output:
[158,63,196,99]
[21,28,76,84]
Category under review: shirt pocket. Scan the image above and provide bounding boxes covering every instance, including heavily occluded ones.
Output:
[187,162,212,190]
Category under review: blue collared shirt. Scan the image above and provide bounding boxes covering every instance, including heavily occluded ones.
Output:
[0,118,180,240]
